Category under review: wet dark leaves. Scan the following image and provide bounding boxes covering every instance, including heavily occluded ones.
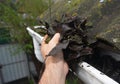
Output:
[45,16,92,60]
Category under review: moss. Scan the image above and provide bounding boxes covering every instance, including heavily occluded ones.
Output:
[40,0,120,49]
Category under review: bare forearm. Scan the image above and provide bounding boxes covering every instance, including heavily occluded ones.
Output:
[39,69,66,84]
[39,62,66,84]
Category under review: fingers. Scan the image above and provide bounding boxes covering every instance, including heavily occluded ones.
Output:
[41,33,60,45]
[49,33,60,44]
[41,35,48,45]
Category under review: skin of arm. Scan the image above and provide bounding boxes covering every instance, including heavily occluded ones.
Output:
[39,33,69,84]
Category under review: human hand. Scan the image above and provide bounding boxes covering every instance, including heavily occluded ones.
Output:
[39,33,68,84]
[41,33,64,63]
[41,33,62,58]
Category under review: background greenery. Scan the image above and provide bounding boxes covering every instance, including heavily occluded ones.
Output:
[0,0,50,78]
[0,0,49,53]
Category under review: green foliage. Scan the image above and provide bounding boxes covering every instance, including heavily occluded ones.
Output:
[28,79,34,84]
[0,0,49,53]
[0,3,22,27]
[0,2,25,44]
[66,79,77,84]
[18,0,48,17]
[0,28,11,44]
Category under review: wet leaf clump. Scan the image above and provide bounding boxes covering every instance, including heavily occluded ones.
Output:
[45,16,93,61]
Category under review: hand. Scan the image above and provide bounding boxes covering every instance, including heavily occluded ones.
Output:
[41,33,61,59]
[39,33,68,84]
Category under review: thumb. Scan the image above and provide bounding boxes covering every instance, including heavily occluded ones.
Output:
[49,33,60,44]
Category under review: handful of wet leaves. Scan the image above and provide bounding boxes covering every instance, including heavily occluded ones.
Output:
[38,16,120,83]
[44,16,92,61]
